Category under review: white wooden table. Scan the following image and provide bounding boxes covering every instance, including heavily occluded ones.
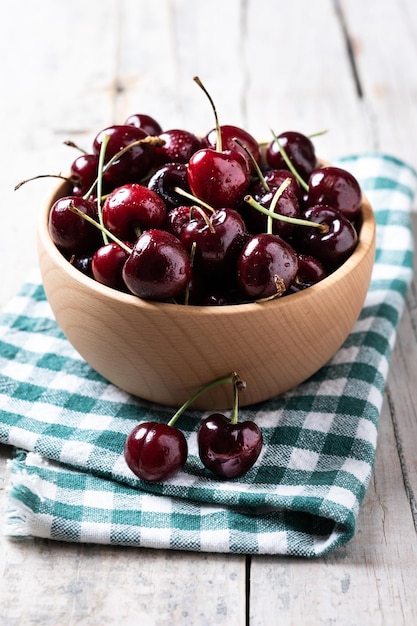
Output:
[1,1,417,623]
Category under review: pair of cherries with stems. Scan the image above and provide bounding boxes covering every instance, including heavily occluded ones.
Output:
[124,372,263,482]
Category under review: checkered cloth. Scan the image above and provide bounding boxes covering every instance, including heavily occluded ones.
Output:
[1,154,416,557]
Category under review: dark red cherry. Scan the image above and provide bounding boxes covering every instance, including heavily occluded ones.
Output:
[262,169,302,200]
[92,125,154,187]
[92,242,130,291]
[122,229,192,301]
[180,207,248,280]
[197,413,263,479]
[69,153,99,196]
[202,125,261,172]
[306,166,363,220]
[124,422,188,482]
[102,183,167,243]
[124,113,163,136]
[237,233,299,299]
[48,196,101,254]
[266,131,318,181]
[179,269,206,306]
[187,148,251,209]
[154,129,201,165]
[165,205,208,238]
[239,177,300,238]
[288,253,327,293]
[296,205,358,271]
[148,163,193,210]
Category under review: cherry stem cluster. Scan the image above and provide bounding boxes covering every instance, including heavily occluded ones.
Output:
[173,186,215,213]
[82,135,165,201]
[69,203,133,254]
[244,194,329,233]
[167,372,246,428]
[270,129,309,193]
[267,178,291,234]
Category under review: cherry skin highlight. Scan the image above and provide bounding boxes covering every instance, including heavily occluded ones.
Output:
[147,163,193,210]
[197,413,263,479]
[266,130,318,181]
[48,196,101,255]
[102,183,167,243]
[92,242,130,291]
[187,148,251,209]
[237,233,299,299]
[93,124,155,187]
[70,153,100,196]
[124,422,188,482]
[295,205,358,271]
[154,129,201,165]
[122,229,192,301]
[306,166,363,221]
[180,207,248,280]
[202,124,262,172]
[124,113,163,136]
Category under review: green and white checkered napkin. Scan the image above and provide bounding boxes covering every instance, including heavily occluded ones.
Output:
[1,154,416,557]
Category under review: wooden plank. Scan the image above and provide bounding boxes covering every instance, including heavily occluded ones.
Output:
[249,388,417,625]
[114,0,247,132]
[383,214,417,525]
[2,0,417,622]
[0,0,120,308]
[0,502,245,625]
[244,0,374,160]
[0,446,246,625]
[0,1,249,622]
[340,0,417,171]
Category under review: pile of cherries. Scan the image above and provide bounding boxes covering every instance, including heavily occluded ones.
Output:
[46,77,363,306]
[23,77,366,482]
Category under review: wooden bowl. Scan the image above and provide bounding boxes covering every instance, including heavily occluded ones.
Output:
[37,181,376,410]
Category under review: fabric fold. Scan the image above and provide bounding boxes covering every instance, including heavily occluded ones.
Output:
[1,153,416,556]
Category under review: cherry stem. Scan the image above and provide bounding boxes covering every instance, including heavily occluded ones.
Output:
[63,140,88,154]
[267,178,291,234]
[173,186,215,213]
[14,173,73,191]
[230,372,243,425]
[256,275,287,302]
[69,203,133,254]
[15,135,164,194]
[244,194,329,233]
[232,137,270,193]
[82,135,164,200]
[193,206,216,233]
[96,133,110,245]
[308,129,328,139]
[184,241,197,306]
[270,129,309,193]
[193,76,222,153]
[167,372,246,427]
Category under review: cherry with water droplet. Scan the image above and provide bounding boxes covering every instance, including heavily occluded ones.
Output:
[197,373,263,479]
[125,422,188,482]
[122,229,192,301]
[102,183,167,243]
